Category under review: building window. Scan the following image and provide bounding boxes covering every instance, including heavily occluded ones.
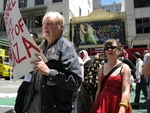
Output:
[136,18,150,34]
[0,19,2,31]
[134,0,150,8]
[35,0,44,5]
[0,19,6,32]
[19,0,27,8]
[143,18,150,33]
[3,0,7,11]
[136,18,143,33]
[23,17,27,27]
[52,0,62,3]
[33,15,43,28]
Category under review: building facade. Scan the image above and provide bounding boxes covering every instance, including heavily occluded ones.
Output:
[122,0,150,47]
[0,0,93,42]
[93,0,102,10]
[102,1,121,12]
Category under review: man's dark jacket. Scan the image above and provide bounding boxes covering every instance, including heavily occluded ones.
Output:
[23,37,82,113]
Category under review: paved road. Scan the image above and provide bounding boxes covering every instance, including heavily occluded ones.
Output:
[0,79,148,113]
[130,85,147,113]
[0,78,22,113]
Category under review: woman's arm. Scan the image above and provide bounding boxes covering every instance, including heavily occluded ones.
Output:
[143,56,150,77]
[143,42,150,77]
[119,64,131,113]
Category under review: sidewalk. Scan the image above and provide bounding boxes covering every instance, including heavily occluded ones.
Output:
[130,85,147,113]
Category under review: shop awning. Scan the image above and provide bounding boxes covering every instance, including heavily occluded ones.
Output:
[0,38,9,47]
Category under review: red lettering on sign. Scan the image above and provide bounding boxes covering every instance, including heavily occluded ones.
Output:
[7,18,15,40]
[4,16,8,26]
[22,36,41,58]
[6,0,16,11]
[11,49,16,67]
[7,18,24,41]
[4,0,16,26]
[18,18,24,33]
[13,42,27,64]
[15,18,24,36]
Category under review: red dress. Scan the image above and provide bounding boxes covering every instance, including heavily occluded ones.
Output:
[91,74,132,113]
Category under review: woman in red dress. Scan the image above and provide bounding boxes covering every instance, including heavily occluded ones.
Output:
[91,39,132,113]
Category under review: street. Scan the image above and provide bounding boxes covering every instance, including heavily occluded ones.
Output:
[0,78,22,113]
[0,78,148,113]
[130,85,147,113]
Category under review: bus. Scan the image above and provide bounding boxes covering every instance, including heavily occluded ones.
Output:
[0,48,12,80]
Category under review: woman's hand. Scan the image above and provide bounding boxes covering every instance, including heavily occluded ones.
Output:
[31,54,50,76]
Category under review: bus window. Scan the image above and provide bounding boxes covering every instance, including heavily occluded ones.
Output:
[4,57,9,65]
[0,56,2,64]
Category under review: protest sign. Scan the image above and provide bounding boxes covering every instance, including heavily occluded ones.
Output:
[4,0,47,81]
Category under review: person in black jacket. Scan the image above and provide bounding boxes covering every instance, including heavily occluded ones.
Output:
[119,48,136,77]
[121,58,136,78]
[22,12,82,113]
[77,50,93,113]
[84,53,102,102]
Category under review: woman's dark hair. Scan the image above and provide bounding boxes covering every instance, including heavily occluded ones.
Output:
[104,38,121,50]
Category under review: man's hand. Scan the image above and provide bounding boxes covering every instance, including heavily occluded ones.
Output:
[134,79,139,83]
[31,54,50,76]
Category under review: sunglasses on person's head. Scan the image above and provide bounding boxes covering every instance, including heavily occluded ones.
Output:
[104,46,118,50]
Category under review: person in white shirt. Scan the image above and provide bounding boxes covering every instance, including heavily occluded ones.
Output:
[132,52,148,109]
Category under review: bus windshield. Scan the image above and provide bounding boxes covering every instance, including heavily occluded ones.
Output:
[4,56,9,65]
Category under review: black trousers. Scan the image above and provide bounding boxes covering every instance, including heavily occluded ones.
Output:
[14,81,30,113]
[77,84,92,113]
[134,82,149,103]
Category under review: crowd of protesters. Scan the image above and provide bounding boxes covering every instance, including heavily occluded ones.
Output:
[7,11,149,113]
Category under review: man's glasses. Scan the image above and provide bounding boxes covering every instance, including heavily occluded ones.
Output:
[104,46,118,50]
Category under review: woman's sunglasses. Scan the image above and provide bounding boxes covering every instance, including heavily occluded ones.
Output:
[104,46,118,50]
